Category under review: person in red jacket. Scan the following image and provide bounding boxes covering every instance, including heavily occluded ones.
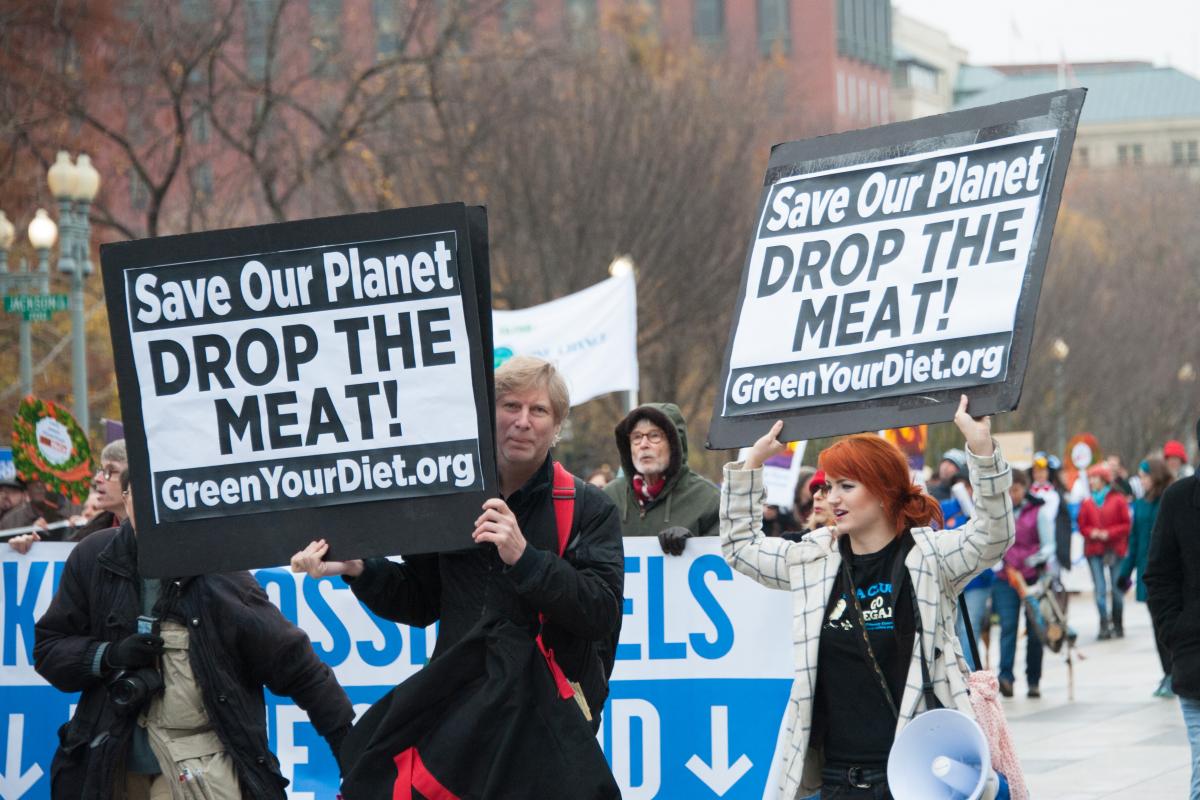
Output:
[1078,462,1132,639]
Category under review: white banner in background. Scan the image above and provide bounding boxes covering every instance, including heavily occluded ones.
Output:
[493,273,638,405]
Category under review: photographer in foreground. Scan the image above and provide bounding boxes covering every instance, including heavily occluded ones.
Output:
[34,470,353,799]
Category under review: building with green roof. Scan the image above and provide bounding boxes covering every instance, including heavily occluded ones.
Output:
[954,62,1200,169]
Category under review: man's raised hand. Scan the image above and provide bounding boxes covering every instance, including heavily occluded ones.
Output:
[290,539,364,579]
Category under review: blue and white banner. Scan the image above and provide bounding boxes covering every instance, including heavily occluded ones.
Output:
[0,449,14,483]
[1,538,794,799]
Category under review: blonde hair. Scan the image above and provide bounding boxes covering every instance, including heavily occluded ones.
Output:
[494,356,570,423]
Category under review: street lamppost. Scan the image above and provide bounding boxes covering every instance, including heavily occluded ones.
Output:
[1051,337,1070,457]
[1179,363,1196,443]
[0,209,58,396]
[46,151,101,431]
[608,254,638,412]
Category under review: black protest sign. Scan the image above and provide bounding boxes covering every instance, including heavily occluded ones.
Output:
[707,90,1086,449]
[102,204,497,577]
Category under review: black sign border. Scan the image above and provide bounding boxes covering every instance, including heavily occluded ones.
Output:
[102,203,498,577]
[707,89,1086,450]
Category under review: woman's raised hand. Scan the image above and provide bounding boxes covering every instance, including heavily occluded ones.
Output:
[745,420,787,470]
[952,394,994,457]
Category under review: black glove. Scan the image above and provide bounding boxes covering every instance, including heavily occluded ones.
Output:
[104,633,164,671]
[657,526,693,556]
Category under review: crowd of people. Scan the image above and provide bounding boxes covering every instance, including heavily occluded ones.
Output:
[6,369,1198,799]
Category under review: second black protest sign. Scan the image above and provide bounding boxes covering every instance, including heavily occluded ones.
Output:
[708,90,1086,448]
[103,203,497,576]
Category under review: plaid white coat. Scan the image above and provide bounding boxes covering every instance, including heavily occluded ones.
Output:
[720,445,1013,799]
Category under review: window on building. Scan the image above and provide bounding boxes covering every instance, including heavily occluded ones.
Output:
[836,71,846,115]
[1118,143,1144,166]
[1076,146,1088,167]
[375,0,403,57]
[191,162,214,200]
[879,0,891,66]
[837,0,851,52]
[757,0,789,56]
[309,0,342,76]
[191,101,210,144]
[894,61,938,93]
[837,0,890,67]
[244,0,273,79]
[126,105,146,146]
[58,35,80,76]
[1172,140,1200,165]
[694,0,724,42]
[129,168,149,212]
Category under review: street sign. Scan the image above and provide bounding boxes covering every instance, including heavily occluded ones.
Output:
[3,294,68,321]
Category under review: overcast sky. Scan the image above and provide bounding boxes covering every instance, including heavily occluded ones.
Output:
[892,0,1200,79]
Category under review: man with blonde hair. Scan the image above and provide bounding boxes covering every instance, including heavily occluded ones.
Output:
[291,355,623,797]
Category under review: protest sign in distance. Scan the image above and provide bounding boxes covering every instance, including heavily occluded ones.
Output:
[102,204,497,576]
[708,90,1086,449]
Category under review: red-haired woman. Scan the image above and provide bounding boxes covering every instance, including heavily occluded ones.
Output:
[722,397,1014,800]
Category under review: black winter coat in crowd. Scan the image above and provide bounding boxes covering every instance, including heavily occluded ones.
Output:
[33,522,355,799]
[344,454,625,720]
[1145,474,1200,700]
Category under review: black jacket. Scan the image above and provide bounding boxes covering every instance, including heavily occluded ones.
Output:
[346,455,624,722]
[1145,475,1200,699]
[34,522,354,799]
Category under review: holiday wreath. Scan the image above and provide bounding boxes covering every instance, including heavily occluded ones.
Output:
[11,395,93,503]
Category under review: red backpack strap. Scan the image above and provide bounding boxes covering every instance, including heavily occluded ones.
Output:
[392,747,460,800]
[551,461,576,557]
[539,461,578,701]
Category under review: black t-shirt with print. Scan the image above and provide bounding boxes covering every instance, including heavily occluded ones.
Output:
[815,536,913,767]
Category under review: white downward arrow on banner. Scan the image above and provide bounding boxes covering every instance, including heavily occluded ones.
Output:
[0,715,43,800]
[685,705,753,796]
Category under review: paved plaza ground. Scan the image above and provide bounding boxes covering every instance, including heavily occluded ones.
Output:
[994,592,1192,798]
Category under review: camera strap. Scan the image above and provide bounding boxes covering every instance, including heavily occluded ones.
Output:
[147,579,184,637]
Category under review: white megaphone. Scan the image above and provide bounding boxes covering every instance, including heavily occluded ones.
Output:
[887,708,1004,800]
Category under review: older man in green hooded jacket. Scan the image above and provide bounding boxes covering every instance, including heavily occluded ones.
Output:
[604,402,720,556]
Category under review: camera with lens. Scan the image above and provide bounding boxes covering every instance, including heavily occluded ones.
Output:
[108,667,164,710]
[107,614,164,712]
